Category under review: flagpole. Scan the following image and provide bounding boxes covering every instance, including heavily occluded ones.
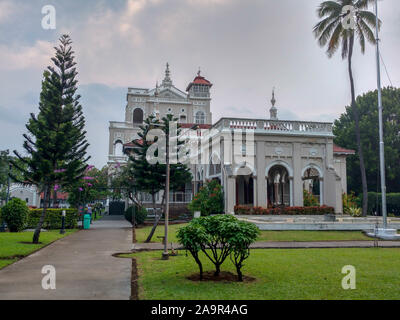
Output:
[374,0,387,228]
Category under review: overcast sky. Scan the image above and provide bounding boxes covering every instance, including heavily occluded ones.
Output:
[0,0,399,168]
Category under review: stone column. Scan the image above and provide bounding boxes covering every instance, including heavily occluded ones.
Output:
[253,176,257,206]
[319,177,324,205]
[226,177,236,214]
[289,177,294,207]
[256,141,267,207]
[293,143,303,206]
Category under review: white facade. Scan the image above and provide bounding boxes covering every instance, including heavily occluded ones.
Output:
[107,65,353,213]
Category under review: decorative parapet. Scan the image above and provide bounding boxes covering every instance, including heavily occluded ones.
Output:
[213,117,333,137]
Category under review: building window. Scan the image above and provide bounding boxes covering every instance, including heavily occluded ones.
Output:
[179,115,187,123]
[195,111,205,124]
[133,108,144,123]
[114,140,124,156]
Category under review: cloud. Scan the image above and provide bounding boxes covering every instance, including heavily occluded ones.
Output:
[0,0,399,169]
[0,1,16,23]
[0,40,53,71]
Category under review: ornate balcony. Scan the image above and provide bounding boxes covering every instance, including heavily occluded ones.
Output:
[213,118,333,137]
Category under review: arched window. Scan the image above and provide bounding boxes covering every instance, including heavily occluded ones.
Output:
[114,140,123,156]
[195,111,205,124]
[179,115,187,123]
[133,108,144,123]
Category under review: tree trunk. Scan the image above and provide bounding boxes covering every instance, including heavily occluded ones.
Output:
[193,253,203,281]
[236,266,243,282]
[53,189,57,208]
[348,36,368,216]
[214,263,221,277]
[145,193,159,243]
[33,185,50,244]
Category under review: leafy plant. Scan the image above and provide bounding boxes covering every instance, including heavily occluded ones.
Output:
[228,221,259,281]
[177,222,209,280]
[348,207,362,217]
[177,215,259,281]
[188,180,224,216]
[303,189,319,207]
[343,192,358,215]
[1,198,29,232]
[125,205,147,226]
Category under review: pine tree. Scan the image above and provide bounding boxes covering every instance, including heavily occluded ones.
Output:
[12,35,89,243]
[128,114,192,242]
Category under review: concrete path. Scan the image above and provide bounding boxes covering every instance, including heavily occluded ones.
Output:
[133,240,400,251]
[0,215,132,300]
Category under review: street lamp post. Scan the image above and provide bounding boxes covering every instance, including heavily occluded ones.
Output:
[366,0,400,240]
[162,127,170,260]
[374,0,387,228]
[6,163,12,204]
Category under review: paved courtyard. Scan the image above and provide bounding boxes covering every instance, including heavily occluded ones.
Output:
[0,215,132,300]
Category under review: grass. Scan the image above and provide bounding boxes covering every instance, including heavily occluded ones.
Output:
[135,223,370,243]
[124,248,400,300]
[0,229,78,269]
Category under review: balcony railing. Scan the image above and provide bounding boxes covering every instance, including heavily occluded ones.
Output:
[169,192,193,203]
[213,118,333,136]
[139,192,192,204]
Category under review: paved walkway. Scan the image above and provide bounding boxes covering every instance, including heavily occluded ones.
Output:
[133,240,400,251]
[0,215,132,300]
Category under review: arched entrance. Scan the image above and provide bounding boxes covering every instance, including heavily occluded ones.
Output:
[235,175,254,206]
[267,165,291,207]
[234,163,255,206]
[302,166,323,205]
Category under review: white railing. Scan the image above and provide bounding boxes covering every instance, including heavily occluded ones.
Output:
[169,192,193,203]
[214,118,333,136]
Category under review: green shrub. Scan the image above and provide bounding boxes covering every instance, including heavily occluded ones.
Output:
[27,208,78,229]
[303,189,319,207]
[343,192,358,215]
[177,215,259,282]
[125,205,147,225]
[188,180,224,216]
[1,198,29,232]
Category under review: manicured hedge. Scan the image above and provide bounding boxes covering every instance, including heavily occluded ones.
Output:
[234,205,334,215]
[27,209,79,229]
[364,192,400,216]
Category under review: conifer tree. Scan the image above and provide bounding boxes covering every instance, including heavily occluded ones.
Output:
[12,35,89,243]
[128,114,192,242]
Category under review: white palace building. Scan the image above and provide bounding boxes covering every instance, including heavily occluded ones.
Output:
[108,64,354,214]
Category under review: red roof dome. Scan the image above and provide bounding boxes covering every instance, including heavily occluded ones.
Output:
[186,71,212,91]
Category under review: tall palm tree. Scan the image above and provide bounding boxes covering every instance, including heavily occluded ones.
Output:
[313,0,380,216]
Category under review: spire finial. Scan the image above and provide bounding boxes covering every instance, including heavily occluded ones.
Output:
[162,62,172,87]
[269,87,278,120]
[155,81,159,96]
[271,87,276,107]
[197,67,201,76]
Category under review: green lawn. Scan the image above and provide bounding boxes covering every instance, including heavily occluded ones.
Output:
[135,223,370,243]
[125,248,400,300]
[0,230,78,269]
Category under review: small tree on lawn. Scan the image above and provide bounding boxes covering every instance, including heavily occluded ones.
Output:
[197,214,237,276]
[228,221,259,281]
[178,215,259,281]
[177,222,209,280]
[11,35,89,243]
